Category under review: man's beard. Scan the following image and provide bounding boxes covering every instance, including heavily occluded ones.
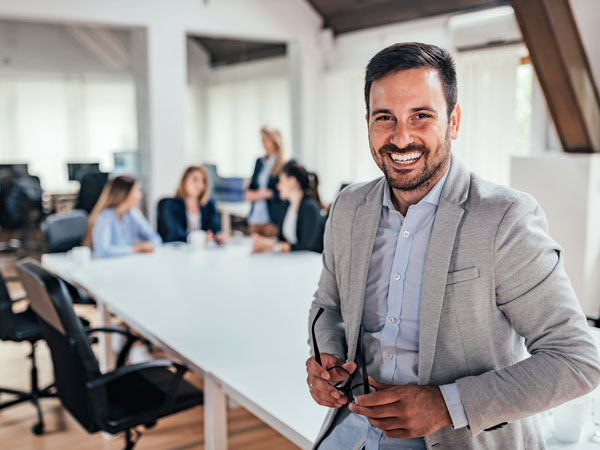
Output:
[374,129,451,192]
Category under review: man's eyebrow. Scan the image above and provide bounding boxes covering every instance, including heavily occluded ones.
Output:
[410,106,437,113]
[371,108,393,116]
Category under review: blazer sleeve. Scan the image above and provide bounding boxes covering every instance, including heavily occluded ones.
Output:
[160,200,189,243]
[291,198,323,253]
[131,208,162,246]
[92,212,133,258]
[248,159,261,191]
[307,194,347,359]
[201,199,221,233]
[455,194,600,436]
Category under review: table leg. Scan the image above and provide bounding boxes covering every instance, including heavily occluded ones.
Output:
[204,374,228,450]
[222,211,232,237]
[97,300,116,372]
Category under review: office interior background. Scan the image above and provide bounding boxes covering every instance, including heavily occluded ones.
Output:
[0,0,599,449]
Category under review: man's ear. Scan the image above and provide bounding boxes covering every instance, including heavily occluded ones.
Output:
[450,104,461,140]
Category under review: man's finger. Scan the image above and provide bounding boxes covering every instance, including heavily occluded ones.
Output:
[368,375,393,391]
[305,357,331,380]
[353,387,404,407]
[349,402,404,419]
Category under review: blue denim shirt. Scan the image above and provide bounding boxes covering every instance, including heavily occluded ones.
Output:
[92,208,162,258]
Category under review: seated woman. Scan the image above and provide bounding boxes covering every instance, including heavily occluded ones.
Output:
[157,165,225,244]
[83,175,162,258]
[245,126,287,237]
[252,162,325,253]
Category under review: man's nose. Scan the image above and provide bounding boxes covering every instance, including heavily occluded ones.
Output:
[389,122,414,149]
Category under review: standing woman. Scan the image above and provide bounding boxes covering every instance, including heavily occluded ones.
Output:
[157,165,225,244]
[252,162,325,253]
[245,126,286,237]
[83,175,161,258]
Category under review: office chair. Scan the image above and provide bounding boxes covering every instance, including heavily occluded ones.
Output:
[16,259,204,449]
[0,174,44,254]
[0,271,56,435]
[76,172,109,213]
[41,209,88,253]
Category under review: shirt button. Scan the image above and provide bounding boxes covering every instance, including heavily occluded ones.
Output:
[385,353,393,360]
[393,273,400,281]
[403,230,410,237]
[388,317,396,324]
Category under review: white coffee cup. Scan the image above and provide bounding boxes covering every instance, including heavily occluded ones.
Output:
[70,246,91,266]
[187,230,207,248]
[553,396,587,443]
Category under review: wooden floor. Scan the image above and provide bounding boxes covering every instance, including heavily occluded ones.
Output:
[0,252,300,450]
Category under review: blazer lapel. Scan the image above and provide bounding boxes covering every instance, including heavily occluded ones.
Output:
[346,178,385,360]
[418,158,470,385]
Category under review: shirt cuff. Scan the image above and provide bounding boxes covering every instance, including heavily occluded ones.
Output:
[439,383,469,429]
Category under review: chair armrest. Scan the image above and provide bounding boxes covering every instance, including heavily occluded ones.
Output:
[86,359,178,390]
[85,327,137,339]
[85,327,143,367]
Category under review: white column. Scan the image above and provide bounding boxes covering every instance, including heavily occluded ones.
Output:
[145,23,188,225]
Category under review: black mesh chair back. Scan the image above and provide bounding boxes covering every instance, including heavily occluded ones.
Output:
[0,175,43,230]
[76,172,109,213]
[41,209,89,253]
[16,259,101,433]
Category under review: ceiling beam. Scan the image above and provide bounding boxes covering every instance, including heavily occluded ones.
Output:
[512,0,600,152]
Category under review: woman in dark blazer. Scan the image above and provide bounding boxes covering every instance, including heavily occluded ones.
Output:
[245,126,287,237]
[157,165,225,244]
[252,162,325,253]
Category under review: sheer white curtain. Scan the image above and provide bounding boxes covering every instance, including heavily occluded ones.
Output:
[453,46,524,186]
[0,74,137,192]
[202,75,292,178]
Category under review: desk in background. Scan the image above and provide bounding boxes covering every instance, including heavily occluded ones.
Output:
[216,201,250,236]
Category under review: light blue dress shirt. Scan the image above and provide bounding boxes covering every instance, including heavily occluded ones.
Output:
[319,168,467,450]
[247,155,275,225]
[92,208,162,258]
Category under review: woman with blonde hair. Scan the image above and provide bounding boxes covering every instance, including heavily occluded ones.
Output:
[245,126,287,237]
[157,165,225,244]
[83,175,161,257]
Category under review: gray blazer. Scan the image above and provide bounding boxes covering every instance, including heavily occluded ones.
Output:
[309,157,600,450]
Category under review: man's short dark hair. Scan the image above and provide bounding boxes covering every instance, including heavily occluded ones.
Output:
[364,42,457,120]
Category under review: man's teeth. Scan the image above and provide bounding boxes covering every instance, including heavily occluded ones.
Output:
[390,152,422,164]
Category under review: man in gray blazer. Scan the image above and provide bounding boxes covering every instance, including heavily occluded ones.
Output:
[306,42,600,450]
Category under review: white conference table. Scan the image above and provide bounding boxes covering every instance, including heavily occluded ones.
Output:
[41,241,600,449]
[42,240,327,449]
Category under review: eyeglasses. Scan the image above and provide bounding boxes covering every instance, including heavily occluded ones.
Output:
[311,307,377,403]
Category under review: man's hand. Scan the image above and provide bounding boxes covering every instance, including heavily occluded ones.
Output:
[306,354,356,408]
[348,377,452,438]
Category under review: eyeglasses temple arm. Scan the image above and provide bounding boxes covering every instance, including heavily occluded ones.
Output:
[359,326,370,394]
[311,307,325,366]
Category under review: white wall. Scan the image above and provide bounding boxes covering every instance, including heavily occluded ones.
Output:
[0,0,323,221]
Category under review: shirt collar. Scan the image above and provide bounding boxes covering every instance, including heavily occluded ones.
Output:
[382,165,450,211]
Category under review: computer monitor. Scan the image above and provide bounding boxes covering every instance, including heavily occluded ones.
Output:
[67,163,100,182]
[0,163,29,178]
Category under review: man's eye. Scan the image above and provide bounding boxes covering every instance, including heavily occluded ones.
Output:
[376,115,393,121]
[416,113,431,119]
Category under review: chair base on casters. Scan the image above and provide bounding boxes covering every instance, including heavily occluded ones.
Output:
[0,342,56,435]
